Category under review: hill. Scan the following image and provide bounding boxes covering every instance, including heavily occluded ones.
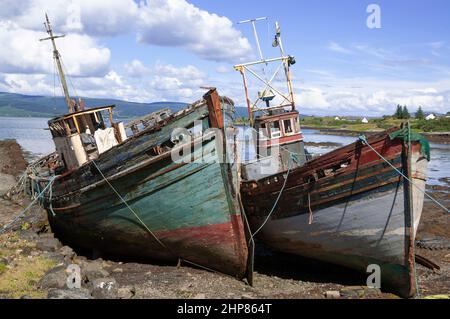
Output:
[0,92,189,118]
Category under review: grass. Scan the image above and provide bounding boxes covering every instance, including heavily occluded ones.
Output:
[300,116,450,133]
[0,255,56,298]
[0,263,6,274]
[0,233,57,298]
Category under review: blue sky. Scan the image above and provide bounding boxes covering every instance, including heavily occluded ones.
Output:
[0,0,449,116]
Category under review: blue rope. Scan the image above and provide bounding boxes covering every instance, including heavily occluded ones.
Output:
[250,154,294,240]
[358,135,449,213]
[0,176,56,234]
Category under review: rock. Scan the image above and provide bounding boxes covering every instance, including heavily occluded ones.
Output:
[193,293,206,299]
[325,291,341,299]
[0,173,16,196]
[91,278,118,299]
[79,260,110,282]
[118,286,136,299]
[39,233,55,239]
[39,266,68,289]
[36,237,61,252]
[18,230,39,241]
[241,293,255,299]
[41,251,65,264]
[47,288,92,299]
[112,268,123,273]
[59,246,76,261]
[340,286,367,299]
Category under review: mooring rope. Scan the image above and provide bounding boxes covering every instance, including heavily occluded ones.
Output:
[358,135,449,213]
[91,159,226,275]
[0,175,56,235]
[91,160,170,251]
[250,154,296,240]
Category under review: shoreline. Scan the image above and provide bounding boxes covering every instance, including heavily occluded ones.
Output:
[0,139,448,299]
[302,126,450,144]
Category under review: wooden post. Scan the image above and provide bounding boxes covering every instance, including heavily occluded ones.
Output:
[203,88,224,129]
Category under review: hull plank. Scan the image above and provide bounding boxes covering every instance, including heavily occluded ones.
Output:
[34,90,250,280]
[242,130,428,297]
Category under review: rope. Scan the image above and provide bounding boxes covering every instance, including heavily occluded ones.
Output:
[358,135,449,213]
[250,154,294,240]
[0,176,56,235]
[91,160,170,251]
[308,193,314,225]
[91,160,242,275]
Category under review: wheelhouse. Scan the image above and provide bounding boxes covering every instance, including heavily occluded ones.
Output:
[255,111,303,148]
[48,105,127,171]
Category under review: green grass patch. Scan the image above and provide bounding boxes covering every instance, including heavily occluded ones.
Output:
[0,256,57,298]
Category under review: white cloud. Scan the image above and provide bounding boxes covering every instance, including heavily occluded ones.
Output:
[0,73,54,95]
[216,65,232,74]
[327,42,352,54]
[124,59,151,78]
[0,0,252,66]
[295,88,330,109]
[0,21,110,77]
[136,0,252,62]
[0,0,139,36]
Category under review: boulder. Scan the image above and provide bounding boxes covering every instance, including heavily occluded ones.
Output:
[36,237,61,252]
[39,266,68,289]
[18,230,39,241]
[324,291,341,299]
[59,246,76,261]
[118,286,136,299]
[91,278,118,299]
[47,288,92,299]
[0,173,16,196]
[79,260,110,282]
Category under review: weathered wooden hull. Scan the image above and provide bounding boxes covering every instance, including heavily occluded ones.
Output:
[241,131,429,297]
[35,91,249,279]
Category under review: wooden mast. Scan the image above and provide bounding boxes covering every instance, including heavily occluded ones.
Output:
[40,13,73,113]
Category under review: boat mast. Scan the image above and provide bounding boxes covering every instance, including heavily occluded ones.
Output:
[234,19,296,125]
[40,13,73,113]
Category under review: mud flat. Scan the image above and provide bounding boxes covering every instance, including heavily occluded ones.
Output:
[0,139,448,299]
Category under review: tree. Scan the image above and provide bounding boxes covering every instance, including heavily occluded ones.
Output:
[402,106,410,119]
[416,106,425,120]
[394,105,403,119]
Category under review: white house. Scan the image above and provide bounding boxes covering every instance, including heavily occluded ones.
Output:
[361,117,369,124]
[425,114,436,121]
[334,116,340,121]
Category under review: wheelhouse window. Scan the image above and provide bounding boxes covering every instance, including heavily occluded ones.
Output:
[268,121,281,139]
[66,118,78,135]
[259,123,268,139]
[283,119,294,135]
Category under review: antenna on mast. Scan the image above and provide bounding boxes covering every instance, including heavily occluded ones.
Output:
[234,20,296,125]
[237,17,268,63]
[40,13,74,113]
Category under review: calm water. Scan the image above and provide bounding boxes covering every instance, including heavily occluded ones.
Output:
[0,117,54,156]
[0,117,448,186]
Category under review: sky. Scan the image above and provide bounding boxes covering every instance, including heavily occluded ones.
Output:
[0,0,449,116]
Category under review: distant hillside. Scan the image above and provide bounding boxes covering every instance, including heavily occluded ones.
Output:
[0,92,188,118]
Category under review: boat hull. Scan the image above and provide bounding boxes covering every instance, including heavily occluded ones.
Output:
[35,90,249,279]
[241,131,428,297]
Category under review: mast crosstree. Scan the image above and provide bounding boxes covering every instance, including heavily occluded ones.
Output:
[234,19,296,125]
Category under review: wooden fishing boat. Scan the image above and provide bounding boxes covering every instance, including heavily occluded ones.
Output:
[29,15,250,280]
[241,128,429,297]
[234,20,429,297]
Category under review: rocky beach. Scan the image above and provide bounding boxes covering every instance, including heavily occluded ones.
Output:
[0,139,448,299]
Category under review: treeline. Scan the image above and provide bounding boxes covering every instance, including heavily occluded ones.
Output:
[393,105,425,120]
